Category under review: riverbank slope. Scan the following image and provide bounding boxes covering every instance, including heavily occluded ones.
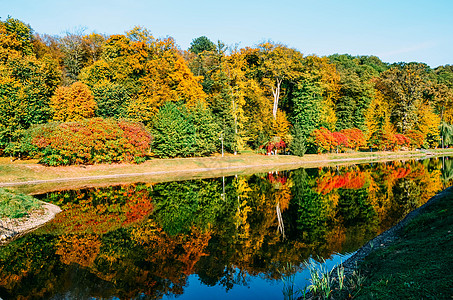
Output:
[320,186,453,299]
[352,185,453,299]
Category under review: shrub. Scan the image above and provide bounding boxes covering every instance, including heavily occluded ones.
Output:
[8,118,151,165]
[406,130,424,149]
[311,127,335,153]
[264,136,287,155]
[332,131,348,152]
[311,127,366,153]
[340,128,366,150]
[151,102,220,158]
[394,133,411,150]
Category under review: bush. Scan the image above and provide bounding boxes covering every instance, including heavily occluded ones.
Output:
[311,127,367,153]
[8,118,151,165]
[151,102,220,158]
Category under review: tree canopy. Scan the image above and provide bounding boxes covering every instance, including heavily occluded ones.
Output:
[1,16,452,158]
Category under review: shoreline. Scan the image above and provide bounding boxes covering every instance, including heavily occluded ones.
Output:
[0,201,61,245]
[338,185,453,283]
[1,149,453,194]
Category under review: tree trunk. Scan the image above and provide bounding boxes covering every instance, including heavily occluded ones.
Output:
[272,79,282,119]
[276,202,285,239]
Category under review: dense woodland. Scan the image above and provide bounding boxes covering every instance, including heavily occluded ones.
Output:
[1,17,453,164]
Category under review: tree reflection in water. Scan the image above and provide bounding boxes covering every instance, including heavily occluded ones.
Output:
[0,157,451,299]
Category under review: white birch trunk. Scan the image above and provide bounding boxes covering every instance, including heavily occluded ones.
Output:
[272,79,282,120]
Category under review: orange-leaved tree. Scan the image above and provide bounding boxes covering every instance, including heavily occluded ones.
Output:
[312,127,335,153]
[340,128,366,151]
[50,81,97,122]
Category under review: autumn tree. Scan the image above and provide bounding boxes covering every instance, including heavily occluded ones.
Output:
[129,52,207,126]
[0,17,34,58]
[258,42,303,119]
[433,65,453,123]
[414,103,440,148]
[0,18,60,148]
[58,30,90,84]
[376,63,431,133]
[364,90,391,145]
[209,50,251,153]
[50,81,97,122]
[289,56,340,140]
[82,33,106,64]
[329,54,378,131]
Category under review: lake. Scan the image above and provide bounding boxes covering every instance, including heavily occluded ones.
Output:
[0,157,452,299]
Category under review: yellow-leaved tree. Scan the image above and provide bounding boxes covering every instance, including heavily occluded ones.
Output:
[258,42,303,120]
[51,81,97,122]
[364,90,391,141]
[128,43,207,126]
[272,109,291,142]
[170,56,207,106]
[415,103,441,148]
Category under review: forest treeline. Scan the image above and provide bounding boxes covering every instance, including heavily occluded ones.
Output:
[1,17,453,164]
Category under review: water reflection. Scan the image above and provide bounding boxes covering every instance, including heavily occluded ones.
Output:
[0,157,452,299]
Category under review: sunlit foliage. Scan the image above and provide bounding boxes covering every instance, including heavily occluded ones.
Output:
[1,17,453,158]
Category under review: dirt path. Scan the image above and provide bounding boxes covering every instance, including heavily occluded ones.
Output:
[0,155,397,187]
[2,150,452,195]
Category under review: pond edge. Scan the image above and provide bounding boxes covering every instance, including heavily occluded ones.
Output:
[0,201,62,246]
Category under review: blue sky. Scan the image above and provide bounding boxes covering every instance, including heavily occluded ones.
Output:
[1,0,452,67]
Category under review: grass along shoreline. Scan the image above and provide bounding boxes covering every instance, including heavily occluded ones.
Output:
[1,148,453,195]
[348,185,453,299]
[299,186,453,299]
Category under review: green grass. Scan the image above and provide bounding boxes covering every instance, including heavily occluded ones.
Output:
[0,188,42,218]
[355,189,453,299]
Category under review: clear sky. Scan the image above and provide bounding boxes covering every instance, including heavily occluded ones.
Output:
[1,0,452,67]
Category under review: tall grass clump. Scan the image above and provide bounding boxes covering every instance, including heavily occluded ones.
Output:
[304,258,334,298]
[0,188,41,219]
[280,262,298,300]
[303,257,365,299]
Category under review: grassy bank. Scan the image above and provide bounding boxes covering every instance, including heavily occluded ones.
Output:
[302,187,453,299]
[1,149,453,194]
[0,188,41,219]
[354,187,453,299]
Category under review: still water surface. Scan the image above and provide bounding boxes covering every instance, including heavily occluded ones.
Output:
[1,157,452,299]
